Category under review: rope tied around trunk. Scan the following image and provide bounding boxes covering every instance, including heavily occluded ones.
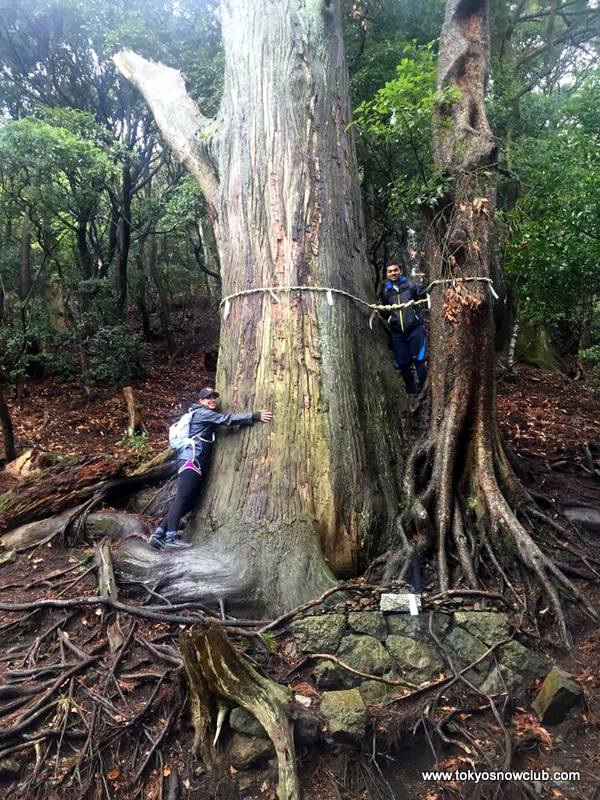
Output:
[219,276,498,326]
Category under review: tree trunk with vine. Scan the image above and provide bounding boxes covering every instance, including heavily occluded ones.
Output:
[383,0,596,647]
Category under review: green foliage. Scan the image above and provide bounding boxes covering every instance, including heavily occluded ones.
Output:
[0,113,117,239]
[346,0,445,105]
[0,297,53,383]
[116,430,151,461]
[353,42,458,221]
[580,346,600,367]
[505,80,600,325]
[50,324,148,385]
[258,631,277,652]
[160,176,206,231]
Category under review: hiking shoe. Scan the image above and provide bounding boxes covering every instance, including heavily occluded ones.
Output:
[163,535,192,550]
[148,530,166,550]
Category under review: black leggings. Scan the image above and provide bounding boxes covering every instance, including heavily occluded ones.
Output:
[159,466,203,533]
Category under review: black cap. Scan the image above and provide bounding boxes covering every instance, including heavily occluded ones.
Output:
[199,387,220,399]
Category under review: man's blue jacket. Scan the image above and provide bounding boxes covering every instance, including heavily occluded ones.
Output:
[381,276,427,333]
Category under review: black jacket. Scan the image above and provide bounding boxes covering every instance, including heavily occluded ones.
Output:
[381,276,427,333]
[180,405,260,466]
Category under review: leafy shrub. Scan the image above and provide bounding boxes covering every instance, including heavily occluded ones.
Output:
[49,325,148,385]
[580,345,600,368]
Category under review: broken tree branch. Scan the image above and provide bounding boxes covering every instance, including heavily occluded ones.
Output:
[113,49,220,213]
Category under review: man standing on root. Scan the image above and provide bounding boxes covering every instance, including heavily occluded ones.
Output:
[381,262,428,396]
[149,388,273,550]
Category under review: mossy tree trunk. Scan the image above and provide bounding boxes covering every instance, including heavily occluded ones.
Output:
[385,0,596,646]
[114,0,404,615]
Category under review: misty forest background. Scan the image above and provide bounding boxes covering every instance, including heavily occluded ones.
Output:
[1,0,600,458]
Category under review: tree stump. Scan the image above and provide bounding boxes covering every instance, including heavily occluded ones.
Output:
[123,386,146,437]
[180,624,300,800]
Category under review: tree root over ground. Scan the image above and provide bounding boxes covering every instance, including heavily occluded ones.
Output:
[0,558,188,798]
[181,624,300,800]
[116,514,339,617]
[1,544,598,800]
[381,300,600,649]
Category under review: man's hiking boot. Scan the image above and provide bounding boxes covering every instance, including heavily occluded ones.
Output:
[163,535,192,550]
[148,529,166,550]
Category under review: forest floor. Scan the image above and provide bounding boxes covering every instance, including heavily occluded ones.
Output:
[0,330,599,800]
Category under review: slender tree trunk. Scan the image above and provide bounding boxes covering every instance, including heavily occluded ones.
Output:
[114,0,405,615]
[196,215,221,289]
[0,388,16,464]
[75,215,94,279]
[102,197,120,279]
[19,216,32,300]
[148,234,176,356]
[136,237,152,340]
[385,0,596,646]
[116,161,132,317]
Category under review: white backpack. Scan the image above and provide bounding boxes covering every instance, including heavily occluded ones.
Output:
[168,409,195,450]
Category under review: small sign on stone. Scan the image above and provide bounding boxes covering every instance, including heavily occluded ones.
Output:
[380,593,422,615]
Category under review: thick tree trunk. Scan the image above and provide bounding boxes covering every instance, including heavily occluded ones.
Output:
[385,0,596,646]
[114,0,404,615]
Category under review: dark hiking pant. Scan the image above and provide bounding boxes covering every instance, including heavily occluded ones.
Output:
[390,325,428,395]
[158,464,203,533]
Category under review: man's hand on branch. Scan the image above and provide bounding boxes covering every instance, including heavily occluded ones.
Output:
[259,410,273,423]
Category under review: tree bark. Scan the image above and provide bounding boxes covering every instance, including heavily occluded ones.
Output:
[123,386,146,437]
[385,0,597,646]
[197,215,220,289]
[148,234,176,356]
[116,159,132,318]
[135,238,152,341]
[19,216,32,300]
[114,0,404,615]
[181,625,300,800]
[75,214,94,280]
[0,388,17,464]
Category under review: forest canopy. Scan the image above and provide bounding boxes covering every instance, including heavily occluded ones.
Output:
[1,0,599,393]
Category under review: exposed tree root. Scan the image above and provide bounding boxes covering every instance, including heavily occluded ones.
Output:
[181,623,300,800]
[384,352,599,648]
[116,514,338,618]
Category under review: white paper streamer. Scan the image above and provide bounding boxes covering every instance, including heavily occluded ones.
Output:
[408,593,419,616]
[326,289,334,306]
[223,298,231,321]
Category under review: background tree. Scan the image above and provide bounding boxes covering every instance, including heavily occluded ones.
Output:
[0,0,226,409]
[504,73,600,355]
